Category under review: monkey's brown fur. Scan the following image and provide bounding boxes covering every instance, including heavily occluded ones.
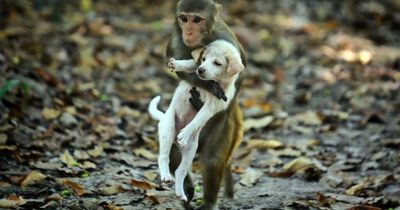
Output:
[166,0,245,209]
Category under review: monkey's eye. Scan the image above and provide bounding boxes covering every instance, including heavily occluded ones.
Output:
[179,15,188,23]
[214,60,222,66]
[193,16,203,23]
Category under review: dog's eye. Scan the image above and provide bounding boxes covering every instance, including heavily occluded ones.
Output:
[214,60,222,66]
[202,57,206,62]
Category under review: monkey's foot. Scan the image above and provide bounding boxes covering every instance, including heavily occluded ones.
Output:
[168,58,176,71]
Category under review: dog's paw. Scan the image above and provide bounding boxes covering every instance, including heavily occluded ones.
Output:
[168,58,176,72]
[177,137,189,148]
[160,173,174,183]
[176,191,188,202]
[177,127,193,148]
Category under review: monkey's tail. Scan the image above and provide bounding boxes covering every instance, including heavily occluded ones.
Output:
[148,96,164,121]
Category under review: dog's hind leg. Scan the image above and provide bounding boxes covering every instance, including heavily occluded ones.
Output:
[158,111,175,183]
[175,137,199,202]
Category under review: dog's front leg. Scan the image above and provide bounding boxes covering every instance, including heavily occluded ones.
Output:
[168,58,197,73]
[157,111,175,183]
[177,105,215,148]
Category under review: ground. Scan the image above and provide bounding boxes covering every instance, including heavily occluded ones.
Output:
[0,0,400,209]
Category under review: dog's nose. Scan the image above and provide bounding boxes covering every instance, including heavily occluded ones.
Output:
[197,67,205,74]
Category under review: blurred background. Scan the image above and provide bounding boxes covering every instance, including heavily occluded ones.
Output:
[0,0,399,209]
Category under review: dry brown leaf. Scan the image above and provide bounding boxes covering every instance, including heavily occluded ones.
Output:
[247,139,284,150]
[145,190,165,204]
[345,178,370,196]
[87,145,103,158]
[104,204,123,210]
[130,178,156,190]
[346,205,382,210]
[0,195,26,208]
[20,171,46,187]
[42,108,61,120]
[239,167,263,186]
[143,171,158,181]
[283,157,314,172]
[244,115,274,130]
[60,150,79,167]
[99,185,125,195]
[81,161,96,169]
[133,148,157,161]
[63,179,86,196]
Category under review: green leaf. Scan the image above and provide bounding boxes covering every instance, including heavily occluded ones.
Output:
[0,80,20,99]
[61,189,71,197]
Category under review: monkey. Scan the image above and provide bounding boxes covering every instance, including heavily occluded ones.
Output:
[164,0,246,209]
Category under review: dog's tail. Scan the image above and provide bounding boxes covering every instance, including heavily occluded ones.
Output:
[148,96,164,121]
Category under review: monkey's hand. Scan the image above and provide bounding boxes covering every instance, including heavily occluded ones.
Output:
[210,81,228,101]
[168,58,176,72]
[189,87,204,111]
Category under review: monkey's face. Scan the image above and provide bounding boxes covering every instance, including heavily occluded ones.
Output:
[178,13,207,47]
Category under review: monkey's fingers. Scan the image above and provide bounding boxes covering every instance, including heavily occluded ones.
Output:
[210,81,227,101]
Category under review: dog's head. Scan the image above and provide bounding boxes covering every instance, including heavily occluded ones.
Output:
[191,40,244,82]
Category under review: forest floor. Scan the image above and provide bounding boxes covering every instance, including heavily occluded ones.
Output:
[0,1,400,209]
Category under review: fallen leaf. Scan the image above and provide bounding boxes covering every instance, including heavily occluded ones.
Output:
[247,139,284,150]
[143,171,157,181]
[81,161,96,169]
[346,205,382,210]
[131,178,156,190]
[87,145,103,158]
[104,204,123,210]
[244,115,274,130]
[345,178,370,196]
[283,157,314,172]
[20,171,46,187]
[42,108,61,120]
[63,179,86,196]
[60,150,79,167]
[239,167,263,186]
[0,195,26,208]
[133,148,157,161]
[145,191,164,204]
[99,185,125,195]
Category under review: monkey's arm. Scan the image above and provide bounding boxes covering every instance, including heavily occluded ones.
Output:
[177,72,227,101]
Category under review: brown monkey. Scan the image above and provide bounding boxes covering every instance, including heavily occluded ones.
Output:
[165,0,246,209]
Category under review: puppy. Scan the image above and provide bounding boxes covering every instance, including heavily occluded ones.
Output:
[148,40,244,201]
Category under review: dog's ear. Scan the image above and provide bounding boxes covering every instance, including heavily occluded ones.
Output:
[226,54,244,76]
[191,48,204,63]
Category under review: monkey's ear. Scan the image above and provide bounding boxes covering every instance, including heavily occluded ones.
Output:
[191,48,204,63]
[226,55,244,76]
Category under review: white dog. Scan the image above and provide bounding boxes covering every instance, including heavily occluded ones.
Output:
[148,40,244,201]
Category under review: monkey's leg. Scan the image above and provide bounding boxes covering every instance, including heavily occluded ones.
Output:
[223,163,234,198]
[158,112,175,183]
[175,137,199,202]
[169,144,195,201]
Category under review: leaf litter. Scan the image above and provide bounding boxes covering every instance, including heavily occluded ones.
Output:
[1,0,400,209]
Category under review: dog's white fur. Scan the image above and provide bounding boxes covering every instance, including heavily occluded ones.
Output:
[148,40,244,201]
